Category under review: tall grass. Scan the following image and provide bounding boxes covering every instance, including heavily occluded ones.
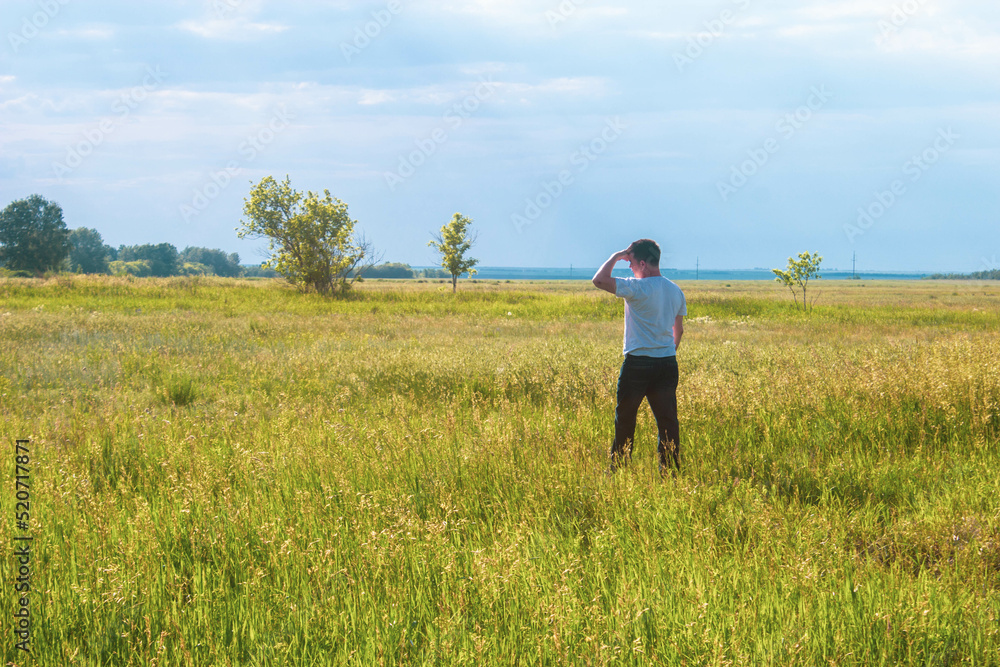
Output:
[1,275,998,665]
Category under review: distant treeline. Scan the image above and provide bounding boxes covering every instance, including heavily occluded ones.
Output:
[1,195,452,283]
[44,228,439,280]
[925,269,1000,280]
[361,262,450,279]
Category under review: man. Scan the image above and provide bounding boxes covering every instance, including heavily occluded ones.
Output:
[592,239,686,474]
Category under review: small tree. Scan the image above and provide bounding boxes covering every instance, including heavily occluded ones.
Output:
[0,194,70,274]
[238,176,375,295]
[118,243,180,277]
[428,213,478,293]
[181,247,242,277]
[69,227,114,274]
[773,251,822,311]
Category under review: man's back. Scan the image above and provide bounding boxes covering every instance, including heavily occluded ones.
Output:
[614,276,687,357]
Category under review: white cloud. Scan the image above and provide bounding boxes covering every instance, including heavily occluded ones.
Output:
[773,23,860,38]
[52,26,116,40]
[359,89,397,106]
[437,0,540,21]
[877,19,1000,55]
[349,76,611,109]
[793,1,884,22]
[175,19,289,40]
[457,62,509,76]
[0,93,78,115]
[497,76,611,104]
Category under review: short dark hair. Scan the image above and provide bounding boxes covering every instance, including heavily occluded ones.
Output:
[628,239,660,266]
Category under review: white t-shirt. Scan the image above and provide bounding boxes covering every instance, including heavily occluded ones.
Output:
[613,276,687,357]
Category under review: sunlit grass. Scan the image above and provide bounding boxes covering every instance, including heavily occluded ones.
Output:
[1,275,998,665]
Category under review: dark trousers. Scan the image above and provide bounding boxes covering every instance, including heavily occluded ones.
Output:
[611,354,680,470]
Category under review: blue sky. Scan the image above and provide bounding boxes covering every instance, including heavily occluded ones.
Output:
[1,0,997,272]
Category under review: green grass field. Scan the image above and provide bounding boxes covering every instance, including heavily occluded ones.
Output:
[2,275,999,665]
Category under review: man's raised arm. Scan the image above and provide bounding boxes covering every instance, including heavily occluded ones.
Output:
[592,249,629,294]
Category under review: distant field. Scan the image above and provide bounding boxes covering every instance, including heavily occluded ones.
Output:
[2,275,999,665]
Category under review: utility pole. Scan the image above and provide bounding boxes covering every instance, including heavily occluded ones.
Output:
[852,252,857,279]
[696,257,699,280]
[569,264,573,279]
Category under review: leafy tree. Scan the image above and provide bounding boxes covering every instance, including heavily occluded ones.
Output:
[0,194,71,273]
[180,246,242,277]
[428,213,478,293]
[241,264,279,278]
[180,262,212,276]
[421,268,450,279]
[237,176,375,295]
[363,262,416,279]
[109,260,153,277]
[773,251,822,311]
[118,243,180,277]
[69,227,114,274]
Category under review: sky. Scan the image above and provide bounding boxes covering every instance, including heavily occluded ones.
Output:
[1,0,998,272]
